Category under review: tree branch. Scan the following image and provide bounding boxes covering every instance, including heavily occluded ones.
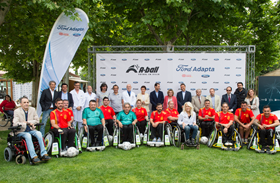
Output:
[0,0,12,26]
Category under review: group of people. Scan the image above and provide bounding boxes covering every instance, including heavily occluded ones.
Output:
[6,80,279,164]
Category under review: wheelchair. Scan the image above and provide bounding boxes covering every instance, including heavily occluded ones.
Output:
[247,125,280,154]
[113,123,141,150]
[4,123,46,165]
[78,124,110,152]
[173,124,200,150]
[207,122,242,151]
[0,112,13,127]
[235,122,255,146]
[44,128,81,158]
[144,122,173,147]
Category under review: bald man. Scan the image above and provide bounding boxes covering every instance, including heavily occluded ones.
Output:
[84,85,97,108]
[122,84,136,108]
[192,89,205,114]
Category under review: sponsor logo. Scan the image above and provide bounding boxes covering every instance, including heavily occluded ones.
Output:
[59,32,69,36]
[225,58,230,61]
[182,74,192,77]
[122,88,126,90]
[156,58,161,60]
[167,81,173,83]
[156,81,161,84]
[122,59,127,61]
[224,74,230,76]
[100,74,105,76]
[190,88,196,91]
[214,88,218,91]
[111,59,116,61]
[133,88,138,90]
[236,74,241,77]
[191,58,196,61]
[111,74,116,76]
[190,81,196,84]
[176,65,215,72]
[236,58,242,61]
[202,88,207,90]
[144,81,150,83]
[100,67,106,69]
[126,64,159,74]
[57,25,84,31]
[146,88,150,90]
[167,58,173,61]
[236,67,242,69]
[133,59,138,61]
[213,82,219,84]
[100,58,105,61]
[167,88,172,90]
[111,81,116,84]
[111,67,116,69]
[133,81,138,84]
[201,75,210,78]
[202,82,207,84]
[202,58,208,61]
[144,58,150,61]
[224,81,230,84]
[73,33,81,37]
[179,58,184,60]
[214,58,219,61]
[178,81,184,84]
[122,81,127,83]
[225,67,230,69]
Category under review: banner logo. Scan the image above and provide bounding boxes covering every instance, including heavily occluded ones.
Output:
[176,65,214,72]
[126,65,159,74]
[122,59,127,61]
[73,33,81,37]
[57,25,85,31]
[168,58,173,61]
[111,67,116,69]
[111,81,116,84]
[236,74,241,77]
[202,81,207,84]
[201,75,210,78]
[224,82,230,84]
[236,58,242,61]
[225,67,230,69]
[100,58,105,61]
[145,58,150,61]
[214,58,219,61]
[190,88,196,91]
[191,58,196,61]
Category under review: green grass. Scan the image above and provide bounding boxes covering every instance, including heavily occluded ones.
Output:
[0,129,280,183]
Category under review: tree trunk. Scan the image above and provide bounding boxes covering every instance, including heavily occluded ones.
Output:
[0,0,12,26]
[32,60,40,107]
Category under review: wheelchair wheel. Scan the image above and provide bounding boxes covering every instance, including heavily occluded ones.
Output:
[44,131,54,154]
[15,155,26,164]
[4,147,13,162]
[0,113,9,127]
[207,128,217,148]
[247,130,257,150]
[235,129,243,149]
[173,127,181,147]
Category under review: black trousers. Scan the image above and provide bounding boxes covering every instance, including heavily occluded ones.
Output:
[105,119,114,136]
[88,124,103,145]
[52,128,76,150]
[221,125,234,143]
[151,123,164,139]
[201,121,214,137]
[136,120,147,134]
[259,129,274,146]
[122,124,133,142]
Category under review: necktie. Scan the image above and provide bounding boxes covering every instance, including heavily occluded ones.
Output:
[199,97,201,103]
[228,95,231,103]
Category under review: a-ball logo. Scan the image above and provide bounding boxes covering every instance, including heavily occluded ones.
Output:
[201,75,210,78]
[190,88,195,91]
[100,74,105,76]
[145,58,150,61]
[224,81,230,84]
[133,81,138,84]
[126,65,159,73]
[202,81,207,84]
[225,67,230,69]
[236,74,241,77]
[122,59,127,61]
[111,67,116,69]
[111,81,116,84]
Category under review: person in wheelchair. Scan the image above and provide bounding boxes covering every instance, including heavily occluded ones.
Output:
[198,99,216,137]
[0,94,16,118]
[150,103,167,143]
[178,102,198,145]
[63,99,74,124]
[116,103,137,143]
[12,96,51,163]
[50,98,76,154]
[83,100,105,146]
[253,105,279,152]
[165,101,179,127]
[132,99,148,137]
[215,102,234,146]
[99,97,116,136]
[234,101,255,144]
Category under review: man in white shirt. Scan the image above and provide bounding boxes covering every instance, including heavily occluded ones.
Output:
[206,88,221,112]
[70,81,85,131]
[122,84,136,108]
[84,85,96,109]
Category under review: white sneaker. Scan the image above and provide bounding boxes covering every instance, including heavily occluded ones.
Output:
[241,139,244,143]
[140,133,143,138]
[228,142,233,146]
[60,150,67,156]
[225,142,229,146]
[157,138,161,142]
[152,138,157,142]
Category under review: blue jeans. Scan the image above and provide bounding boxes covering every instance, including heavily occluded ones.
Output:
[40,109,53,136]
[17,130,47,159]
[4,110,14,117]
[180,124,198,139]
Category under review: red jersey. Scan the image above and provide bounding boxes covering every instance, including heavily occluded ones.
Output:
[0,100,16,113]
[165,108,179,123]
[66,108,74,118]
[215,112,234,124]
[198,107,216,122]
[235,108,254,124]
[99,105,115,120]
[150,110,167,123]
[50,109,71,129]
[132,107,147,121]
[256,113,278,130]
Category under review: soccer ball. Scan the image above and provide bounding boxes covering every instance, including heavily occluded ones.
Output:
[67,147,79,157]
[122,142,132,150]
[200,136,208,144]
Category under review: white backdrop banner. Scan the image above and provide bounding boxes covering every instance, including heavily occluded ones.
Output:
[36,8,89,116]
[96,53,246,98]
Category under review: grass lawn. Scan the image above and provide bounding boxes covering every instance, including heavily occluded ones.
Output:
[0,129,280,183]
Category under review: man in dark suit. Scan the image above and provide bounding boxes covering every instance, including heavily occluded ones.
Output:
[39,80,58,135]
[221,86,237,114]
[150,83,164,111]
[57,83,73,109]
[176,83,192,113]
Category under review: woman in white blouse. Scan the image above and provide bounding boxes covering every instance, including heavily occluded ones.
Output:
[178,102,198,145]
[136,85,150,113]
[244,89,260,117]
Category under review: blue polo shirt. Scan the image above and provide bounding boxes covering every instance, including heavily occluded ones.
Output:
[82,107,104,126]
[117,111,137,125]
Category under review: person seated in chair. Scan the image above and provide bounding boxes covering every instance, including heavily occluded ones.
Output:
[63,99,74,125]
[83,100,105,146]
[12,96,51,163]
[234,101,255,144]
[116,103,137,143]
[215,102,234,146]
[0,94,16,117]
[165,101,179,127]
[132,99,148,137]
[150,103,167,142]
[178,102,198,145]
[254,105,279,152]
[198,99,216,137]
[99,97,116,136]
[50,98,76,154]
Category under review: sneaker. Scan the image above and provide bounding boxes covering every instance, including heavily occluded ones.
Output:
[228,142,233,146]
[152,138,157,142]
[157,138,161,142]
[244,139,248,144]
[140,133,143,138]
[241,139,244,143]
[60,150,67,156]
[260,146,265,153]
[185,139,190,145]
[191,138,195,145]
[41,154,51,161]
[32,156,41,164]
[225,142,229,146]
